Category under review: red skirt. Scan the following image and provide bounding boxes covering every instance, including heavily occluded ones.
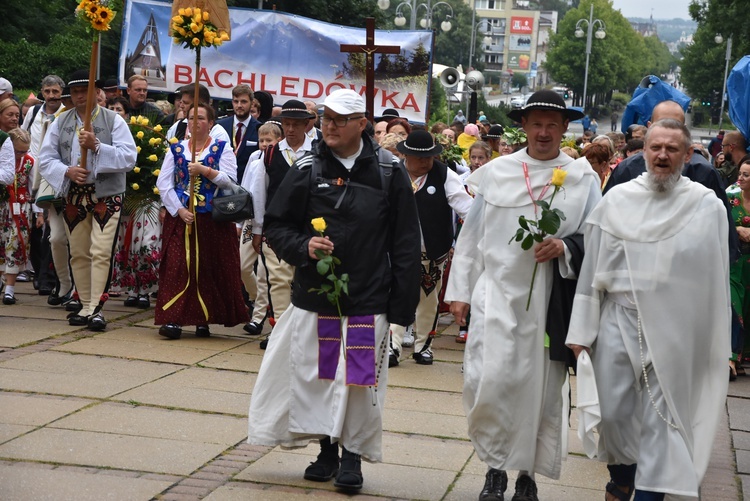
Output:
[155,212,249,327]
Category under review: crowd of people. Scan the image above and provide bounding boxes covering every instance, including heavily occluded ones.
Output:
[0,70,744,501]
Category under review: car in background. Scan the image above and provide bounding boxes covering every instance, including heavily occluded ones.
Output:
[510,94,532,109]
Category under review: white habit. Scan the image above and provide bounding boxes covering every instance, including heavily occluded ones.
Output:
[567,175,730,497]
[248,307,390,462]
[444,149,601,478]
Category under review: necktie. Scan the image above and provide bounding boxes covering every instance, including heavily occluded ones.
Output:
[235,122,243,150]
[412,181,419,193]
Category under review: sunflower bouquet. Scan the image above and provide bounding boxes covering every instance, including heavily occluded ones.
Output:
[124,116,168,220]
[170,7,229,49]
[75,0,117,32]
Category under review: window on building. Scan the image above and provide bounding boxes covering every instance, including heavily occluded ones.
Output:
[475,0,505,10]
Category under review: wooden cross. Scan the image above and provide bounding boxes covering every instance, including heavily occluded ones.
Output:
[340,17,401,123]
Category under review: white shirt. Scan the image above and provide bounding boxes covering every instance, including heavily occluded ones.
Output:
[166,119,230,143]
[22,103,64,157]
[0,139,14,186]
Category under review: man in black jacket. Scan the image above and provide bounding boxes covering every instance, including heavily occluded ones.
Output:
[247,89,421,492]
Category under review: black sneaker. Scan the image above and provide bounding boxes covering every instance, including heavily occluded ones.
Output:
[479,469,507,501]
[511,474,538,501]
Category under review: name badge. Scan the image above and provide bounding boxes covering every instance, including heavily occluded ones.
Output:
[11,203,21,215]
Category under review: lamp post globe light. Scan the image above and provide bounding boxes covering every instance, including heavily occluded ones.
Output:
[378,0,453,32]
[714,33,733,130]
[574,4,605,112]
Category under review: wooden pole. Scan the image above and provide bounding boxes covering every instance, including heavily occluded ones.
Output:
[78,37,100,171]
[187,46,201,234]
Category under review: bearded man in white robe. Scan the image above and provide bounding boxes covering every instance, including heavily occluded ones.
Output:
[445,90,602,501]
[567,119,730,501]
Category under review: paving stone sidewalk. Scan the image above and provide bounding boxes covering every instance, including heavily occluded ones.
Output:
[0,282,741,500]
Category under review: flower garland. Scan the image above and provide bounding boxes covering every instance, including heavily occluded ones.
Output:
[171,7,229,49]
[76,0,117,32]
[124,116,170,219]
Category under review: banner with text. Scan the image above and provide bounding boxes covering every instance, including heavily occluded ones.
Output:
[119,0,434,122]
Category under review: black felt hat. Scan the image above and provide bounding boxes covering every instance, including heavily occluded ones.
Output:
[279,99,314,120]
[396,130,443,157]
[67,69,103,89]
[102,78,119,90]
[375,108,400,123]
[507,90,584,122]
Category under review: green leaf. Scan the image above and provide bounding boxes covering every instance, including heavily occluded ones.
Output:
[533,233,545,242]
[539,212,561,235]
[521,233,535,250]
[327,274,337,282]
[536,200,550,211]
[314,249,325,260]
[340,273,349,283]
[553,208,567,221]
[326,293,336,305]
[331,256,341,265]
[518,216,529,231]
[321,283,332,292]
[342,281,349,295]
[316,260,329,276]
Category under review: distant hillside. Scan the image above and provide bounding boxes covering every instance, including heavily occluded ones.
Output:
[628,17,697,43]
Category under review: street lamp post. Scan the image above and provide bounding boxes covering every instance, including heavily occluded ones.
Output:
[574,4,605,112]
[468,19,493,72]
[377,0,453,32]
[714,34,733,130]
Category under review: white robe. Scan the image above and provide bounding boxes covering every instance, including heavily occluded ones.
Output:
[247,307,390,462]
[567,175,730,496]
[444,149,601,478]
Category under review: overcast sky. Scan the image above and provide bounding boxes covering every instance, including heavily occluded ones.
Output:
[610,0,691,20]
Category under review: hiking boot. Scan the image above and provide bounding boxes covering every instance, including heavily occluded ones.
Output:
[334,447,362,491]
[303,437,339,482]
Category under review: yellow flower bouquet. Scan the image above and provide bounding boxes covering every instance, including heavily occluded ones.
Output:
[125,115,168,220]
[76,0,116,32]
[170,7,229,49]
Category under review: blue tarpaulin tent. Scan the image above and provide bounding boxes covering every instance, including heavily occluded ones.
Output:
[620,75,691,132]
[727,55,750,143]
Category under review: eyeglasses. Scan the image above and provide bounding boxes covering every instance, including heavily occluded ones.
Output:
[722,143,735,148]
[321,115,365,128]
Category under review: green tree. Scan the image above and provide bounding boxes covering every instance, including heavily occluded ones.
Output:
[545,0,648,110]
[511,72,528,90]
[680,23,728,104]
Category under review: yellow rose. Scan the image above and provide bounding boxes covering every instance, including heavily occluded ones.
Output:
[194,8,201,17]
[178,8,185,16]
[169,137,179,144]
[202,11,209,21]
[173,37,182,44]
[133,166,141,173]
[140,117,149,125]
[311,217,326,233]
[192,37,200,46]
[190,22,199,33]
[177,27,186,36]
[204,31,215,43]
[153,187,160,195]
[148,154,158,162]
[136,146,141,153]
[220,31,229,41]
[130,116,136,124]
[136,131,144,139]
[214,39,223,47]
[184,7,192,16]
[152,169,161,176]
[172,15,181,22]
[154,124,162,132]
[132,183,140,191]
[550,168,567,187]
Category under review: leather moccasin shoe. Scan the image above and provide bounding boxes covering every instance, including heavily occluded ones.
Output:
[68,314,89,326]
[124,296,139,307]
[137,295,150,309]
[195,325,211,338]
[88,313,107,331]
[243,321,263,335]
[413,349,434,365]
[159,324,182,339]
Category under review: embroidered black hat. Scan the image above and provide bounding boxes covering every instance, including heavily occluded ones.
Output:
[507,89,584,122]
[397,129,443,157]
[484,124,505,138]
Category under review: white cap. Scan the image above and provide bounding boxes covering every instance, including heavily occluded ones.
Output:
[0,78,12,95]
[323,89,365,115]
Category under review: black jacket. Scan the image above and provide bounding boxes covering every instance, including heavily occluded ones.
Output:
[264,134,421,326]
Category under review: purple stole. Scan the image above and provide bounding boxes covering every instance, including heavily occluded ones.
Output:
[317,315,377,386]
